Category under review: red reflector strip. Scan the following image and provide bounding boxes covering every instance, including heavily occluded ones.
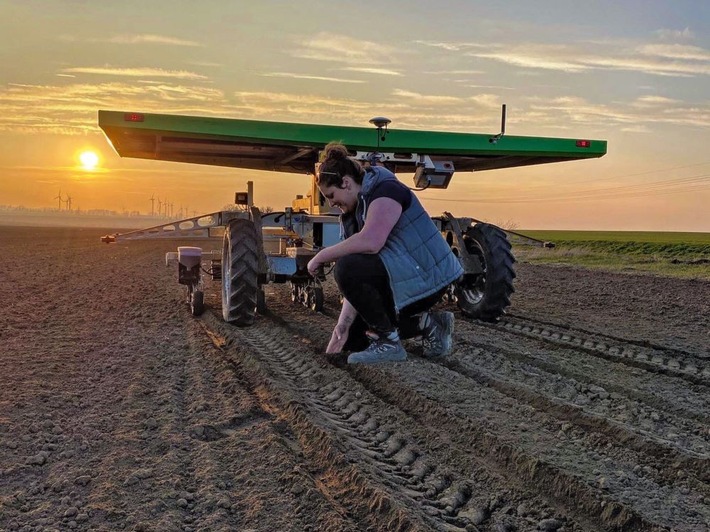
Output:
[124,113,145,122]
[576,140,591,148]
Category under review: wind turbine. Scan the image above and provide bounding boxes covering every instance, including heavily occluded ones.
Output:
[149,194,155,216]
[66,195,72,212]
[54,189,62,211]
[157,198,163,217]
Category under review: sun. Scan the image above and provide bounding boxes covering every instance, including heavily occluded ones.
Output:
[79,151,99,171]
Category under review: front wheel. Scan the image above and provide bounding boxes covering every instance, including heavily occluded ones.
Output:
[190,290,204,316]
[308,285,324,312]
[221,218,259,325]
[455,223,516,321]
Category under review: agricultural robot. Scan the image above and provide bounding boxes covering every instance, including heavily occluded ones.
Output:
[99,108,606,325]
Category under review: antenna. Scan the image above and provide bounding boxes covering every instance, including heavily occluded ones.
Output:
[489,104,507,144]
[369,116,391,148]
[367,117,392,166]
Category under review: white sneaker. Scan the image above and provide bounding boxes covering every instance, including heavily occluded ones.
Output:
[421,311,455,358]
[347,333,407,365]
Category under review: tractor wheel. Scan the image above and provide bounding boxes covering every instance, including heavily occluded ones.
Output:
[256,288,267,314]
[221,218,259,325]
[191,290,204,316]
[455,223,516,321]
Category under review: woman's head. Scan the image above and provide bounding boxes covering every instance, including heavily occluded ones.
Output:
[317,143,365,188]
[316,142,364,213]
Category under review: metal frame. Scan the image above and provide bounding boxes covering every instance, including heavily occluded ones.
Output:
[100,210,247,243]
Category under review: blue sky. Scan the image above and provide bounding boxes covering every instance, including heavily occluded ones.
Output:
[0,0,708,230]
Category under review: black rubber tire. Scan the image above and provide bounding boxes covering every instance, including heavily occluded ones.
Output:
[256,288,267,314]
[221,218,259,325]
[309,286,324,312]
[455,223,516,321]
[191,290,204,316]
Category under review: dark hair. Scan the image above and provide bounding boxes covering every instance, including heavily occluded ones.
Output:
[317,142,365,188]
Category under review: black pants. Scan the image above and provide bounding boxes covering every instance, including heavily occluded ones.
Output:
[334,253,445,351]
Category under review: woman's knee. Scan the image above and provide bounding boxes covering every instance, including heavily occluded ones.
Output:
[333,255,358,289]
[334,254,374,286]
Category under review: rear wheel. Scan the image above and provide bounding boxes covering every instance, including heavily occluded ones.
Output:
[221,218,259,325]
[455,223,515,321]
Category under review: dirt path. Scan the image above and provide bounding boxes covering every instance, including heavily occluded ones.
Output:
[1,226,708,531]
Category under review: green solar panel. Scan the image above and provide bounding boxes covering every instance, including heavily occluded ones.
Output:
[99,110,606,175]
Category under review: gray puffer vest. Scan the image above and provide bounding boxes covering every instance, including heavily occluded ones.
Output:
[342,166,463,311]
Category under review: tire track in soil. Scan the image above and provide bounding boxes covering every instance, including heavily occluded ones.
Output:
[201,312,439,531]
[443,351,710,485]
[461,324,709,459]
[447,318,710,468]
[427,323,709,531]
[249,282,709,531]
[202,303,625,531]
[453,319,710,429]
[509,263,710,357]
[497,315,710,384]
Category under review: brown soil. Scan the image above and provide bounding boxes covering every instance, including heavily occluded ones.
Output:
[1,226,708,532]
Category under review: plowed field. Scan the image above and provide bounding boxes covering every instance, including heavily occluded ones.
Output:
[1,226,708,531]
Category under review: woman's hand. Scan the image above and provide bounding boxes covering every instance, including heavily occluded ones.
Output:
[326,321,349,354]
[307,255,322,277]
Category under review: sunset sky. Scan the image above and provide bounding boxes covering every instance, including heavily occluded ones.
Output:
[1,0,708,231]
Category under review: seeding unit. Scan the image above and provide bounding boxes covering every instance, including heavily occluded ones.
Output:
[99,108,606,325]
